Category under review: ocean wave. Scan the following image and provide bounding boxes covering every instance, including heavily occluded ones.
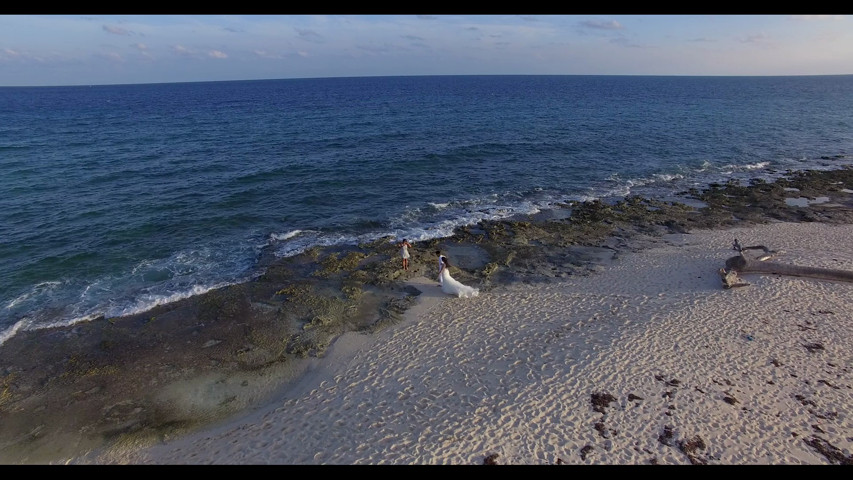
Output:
[720,161,771,173]
[0,317,31,347]
[4,281,61,310]
[270,229,305,242]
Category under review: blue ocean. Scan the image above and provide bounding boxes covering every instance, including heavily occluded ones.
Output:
[1,75,852,346]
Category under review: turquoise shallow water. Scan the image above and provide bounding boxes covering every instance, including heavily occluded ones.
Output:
[1,74,852,342]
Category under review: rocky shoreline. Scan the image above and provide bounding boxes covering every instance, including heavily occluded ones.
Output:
[1,166,852,464]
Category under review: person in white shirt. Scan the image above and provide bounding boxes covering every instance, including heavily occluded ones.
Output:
[436,250,447,286]
[436,250,479,298]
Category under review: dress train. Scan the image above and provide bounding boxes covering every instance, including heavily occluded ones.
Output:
[439,268,479,298]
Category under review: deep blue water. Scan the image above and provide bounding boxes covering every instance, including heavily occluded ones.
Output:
[1,75,852,344]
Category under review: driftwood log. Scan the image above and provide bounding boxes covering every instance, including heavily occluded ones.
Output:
[720,239,853,289]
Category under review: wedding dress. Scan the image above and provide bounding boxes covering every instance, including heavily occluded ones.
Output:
[440,268,479,298]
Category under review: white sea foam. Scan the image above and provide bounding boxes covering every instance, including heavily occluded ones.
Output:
[111,282,232,319]
[652,172,684,182]
[270,229,304,242]
[720,160,771,173]
[273,230,361,258]
[35,312,106,332]
[4,281,61,310]
[744,161,770,170]
[0,317,31,347]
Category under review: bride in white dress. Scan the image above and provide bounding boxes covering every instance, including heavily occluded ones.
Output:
[437,253,479,298]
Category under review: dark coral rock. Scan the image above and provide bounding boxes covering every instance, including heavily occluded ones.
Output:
[658,425,675,446]
[591,392,617,414]
[679,435,708,465]
[804,436,853,465]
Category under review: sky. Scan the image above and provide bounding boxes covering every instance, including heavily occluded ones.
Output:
[0,14,851,87]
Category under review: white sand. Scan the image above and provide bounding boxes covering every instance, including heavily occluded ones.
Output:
[97,222,853,465]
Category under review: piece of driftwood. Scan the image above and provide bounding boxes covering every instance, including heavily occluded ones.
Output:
[719,239,853,289]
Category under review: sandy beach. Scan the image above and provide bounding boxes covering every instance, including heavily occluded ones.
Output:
[83,221,853,465]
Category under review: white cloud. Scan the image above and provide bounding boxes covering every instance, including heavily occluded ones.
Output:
[579,20,624,31]
[253,49,282,59]
[171,45,193,56]
[739,32,772,45]
[103,25,131,36]
[96,52,124,62]
[296,29,324,43]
